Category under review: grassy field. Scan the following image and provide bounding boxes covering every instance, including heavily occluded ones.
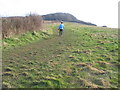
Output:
[2,23,119,88]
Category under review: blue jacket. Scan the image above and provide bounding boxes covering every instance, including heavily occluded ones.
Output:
[58,24,64,29]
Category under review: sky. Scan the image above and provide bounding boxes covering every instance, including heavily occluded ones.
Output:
[0,0,119,28]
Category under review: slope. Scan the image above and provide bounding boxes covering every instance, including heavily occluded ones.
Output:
[2,23,118,88]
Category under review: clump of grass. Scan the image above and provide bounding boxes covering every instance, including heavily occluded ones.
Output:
[19,72,29,76]
[83,65,106,74]
[96,61,111,68]
[79,78,98,88]
[3,72,14,76]
[19,65,28,69]
[2,82,11,88]
[68,55,75,58]
[101,79,111,88]
[76,63,87,67]
[91,78,111,88]
[4,67,14,72]
[32,78,65,88]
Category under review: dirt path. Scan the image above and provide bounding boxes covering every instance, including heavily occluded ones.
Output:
[3,29,71,62]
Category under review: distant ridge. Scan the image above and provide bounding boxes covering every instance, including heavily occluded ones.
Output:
[42,13,97,26]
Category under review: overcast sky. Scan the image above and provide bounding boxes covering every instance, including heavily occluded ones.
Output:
[0,0,119,28]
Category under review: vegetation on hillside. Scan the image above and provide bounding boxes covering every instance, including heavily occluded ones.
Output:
[42,13,97,26]
[2,23,119,88]
[2,14,43,38]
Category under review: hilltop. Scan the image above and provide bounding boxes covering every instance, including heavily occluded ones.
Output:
[42,13,97,26]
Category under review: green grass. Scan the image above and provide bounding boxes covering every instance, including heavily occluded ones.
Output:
[3,27,53,50]
[2,23,119,88]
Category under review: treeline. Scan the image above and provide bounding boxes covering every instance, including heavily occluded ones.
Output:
[2,14,43,38]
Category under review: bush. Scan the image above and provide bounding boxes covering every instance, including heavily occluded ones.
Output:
[2,14,43,38]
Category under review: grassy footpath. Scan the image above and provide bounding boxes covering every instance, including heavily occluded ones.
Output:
[2,24,54,50]
[2,23,119,88]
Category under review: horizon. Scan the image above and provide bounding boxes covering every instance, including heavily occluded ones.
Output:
[0,0,119,28]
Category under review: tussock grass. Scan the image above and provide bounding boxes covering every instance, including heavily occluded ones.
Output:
[85,65,106,74]
[78,78,98,88]
[3,72,14,76]
[2,82,11,88]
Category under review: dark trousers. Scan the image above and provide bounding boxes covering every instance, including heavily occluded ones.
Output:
[59,29,63,36]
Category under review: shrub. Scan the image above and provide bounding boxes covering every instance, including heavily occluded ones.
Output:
[2,14,43,38]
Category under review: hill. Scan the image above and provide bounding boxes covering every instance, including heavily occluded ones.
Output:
[2,22,118,88]
[42,13,97,26]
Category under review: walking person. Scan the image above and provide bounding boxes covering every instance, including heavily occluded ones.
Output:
[58,21,64,36]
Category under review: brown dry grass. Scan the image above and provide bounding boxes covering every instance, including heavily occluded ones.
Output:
[2,14,43,38]
[101,79,111,88]
[96,61,111,65]
[86,65,105,74]
[76,63,87,67]
[79,78,98,88]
